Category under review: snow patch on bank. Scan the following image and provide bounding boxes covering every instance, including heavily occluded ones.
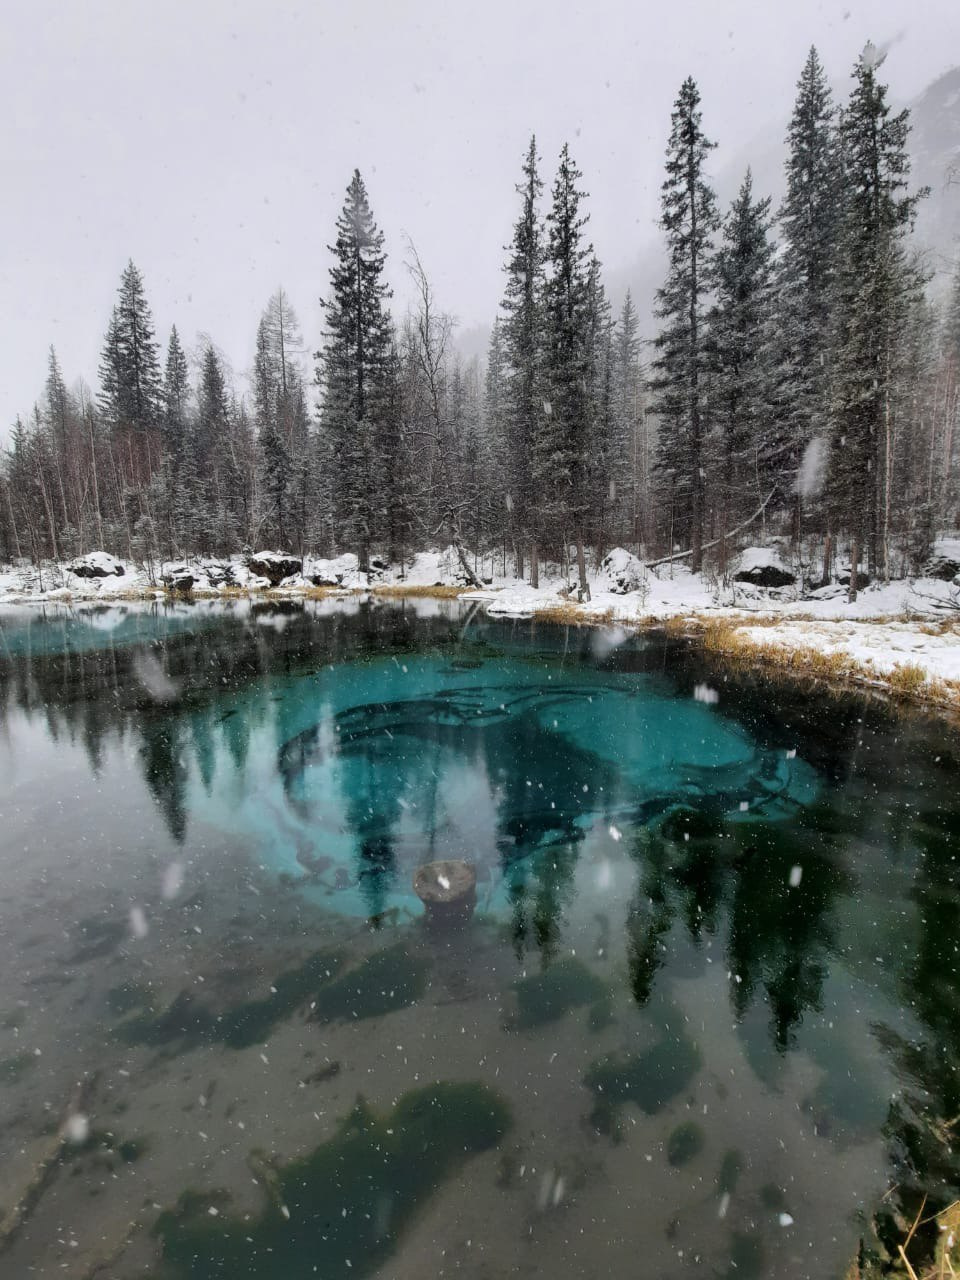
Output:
[2,543,960,698]
[735,619,960,687]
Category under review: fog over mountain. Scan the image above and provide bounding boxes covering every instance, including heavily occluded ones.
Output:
[603,63,960,353]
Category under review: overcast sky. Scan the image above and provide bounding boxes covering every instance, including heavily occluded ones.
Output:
[2,0,958,428]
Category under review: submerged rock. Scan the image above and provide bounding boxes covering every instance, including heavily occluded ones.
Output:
[506,957,607,1029]
[155,1081,510,1279]
[246,551,303,585]
[414,859,477,926]
[67,551,125,579]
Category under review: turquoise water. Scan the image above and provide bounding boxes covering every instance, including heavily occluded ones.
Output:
[0,598,959,1279]
[188,645,818,920]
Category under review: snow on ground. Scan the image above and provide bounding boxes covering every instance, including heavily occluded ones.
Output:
[734,619,960,686]
[2,545,960,698]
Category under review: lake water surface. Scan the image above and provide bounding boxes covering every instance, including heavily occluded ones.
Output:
[1,598,958,1278]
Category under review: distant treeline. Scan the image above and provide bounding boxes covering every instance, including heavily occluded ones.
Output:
[2,44,958,589]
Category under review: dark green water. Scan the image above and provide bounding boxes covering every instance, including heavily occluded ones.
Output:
[0,598,958,1278]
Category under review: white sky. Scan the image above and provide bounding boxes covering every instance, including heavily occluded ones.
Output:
[2,0,958,427]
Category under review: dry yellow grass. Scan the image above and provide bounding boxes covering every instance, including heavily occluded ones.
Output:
[693,617,960,712]
[533,602,616,625]
[372,584,467,598]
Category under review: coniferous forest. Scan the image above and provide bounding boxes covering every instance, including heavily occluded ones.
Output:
[3,46,960,592]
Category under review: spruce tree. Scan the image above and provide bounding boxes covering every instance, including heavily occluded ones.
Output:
[43,347,74,546]
[317,170,393,569]
[482,318,509,568]
[162,326,190,446]
[650,77,719,571]
[708,169,779,543]
[537,143,594,592]
[945,261,960,365]
[97,308,123,428]
[584,255,614,559]
[500,136,544,574]
[98,260,162,432]
[45,347,71,451]
[826,44,925,580]
[197,344,230,464]
[612,292,644,548]
[943,262,960,525]
[377,342,412,567]
[777,46,840,511]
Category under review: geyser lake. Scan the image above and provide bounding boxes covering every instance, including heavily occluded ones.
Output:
[0,597,958,1279]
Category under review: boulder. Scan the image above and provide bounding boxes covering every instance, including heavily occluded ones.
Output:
[835,565,871,588]
[733,547,795,588]
[923,554,960,582]
[162,565,195,593]
[246,552,302,586]
[203,560,236,587]
[413,859,477,928]
[599,547,645,594]
[307,554,360,588]
[67,551,124,579]
[804,582,847,601]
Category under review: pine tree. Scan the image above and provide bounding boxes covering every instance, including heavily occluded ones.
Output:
[708,169,780,546]
[650,77,719,570]
[777,47,840,491]
[537,143,594,592]
[500,136,544,575]
[256,289,305,448]
[826,44,926,581]
[317,170,393,569]
[254,291,310,550]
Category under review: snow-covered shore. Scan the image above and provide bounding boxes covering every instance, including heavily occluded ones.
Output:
[3,543,960,706]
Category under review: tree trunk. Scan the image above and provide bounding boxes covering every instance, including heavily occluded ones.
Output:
[690,487,702,575]
[5,481,22,559]
[36,462,59,563]
[848,538,860,603]
[530,542,539,590]
[452,536,483,589]
[576,534,590,602]
[645,487,778,570]
[822,531,832,587]
[882,354,893,583]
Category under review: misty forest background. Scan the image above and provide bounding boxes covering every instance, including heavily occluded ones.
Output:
[3,44,960,593]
